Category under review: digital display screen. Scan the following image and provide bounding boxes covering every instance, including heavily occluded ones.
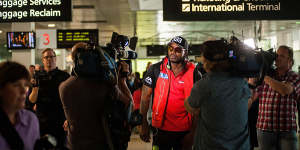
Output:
[57,29,99,48]
[0,0,72,22]
[7,32,35,49]
[163,0,300,21]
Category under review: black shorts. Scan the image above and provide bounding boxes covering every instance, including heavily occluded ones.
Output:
[152,128,189,150]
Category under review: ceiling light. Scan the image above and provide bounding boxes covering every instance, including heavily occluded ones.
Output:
[48,24,56,27]
[280,26,286,30]
[0,30,2,34]
[243,38,255,49]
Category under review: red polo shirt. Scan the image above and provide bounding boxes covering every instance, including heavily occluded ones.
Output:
[160,70,192,131]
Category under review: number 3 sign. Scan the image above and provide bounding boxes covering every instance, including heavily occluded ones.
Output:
[43,33,50,45]
[36,29,57,49]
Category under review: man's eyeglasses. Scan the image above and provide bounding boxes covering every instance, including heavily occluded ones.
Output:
[168,45,183,53]
[43,56,56,59]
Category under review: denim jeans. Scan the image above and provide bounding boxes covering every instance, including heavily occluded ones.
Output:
[257,129,298,150]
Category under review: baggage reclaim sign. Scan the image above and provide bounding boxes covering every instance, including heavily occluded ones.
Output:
[163,0,300,21]
[0,0,72,22]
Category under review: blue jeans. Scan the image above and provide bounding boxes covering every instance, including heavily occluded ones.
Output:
[257,129,298,150]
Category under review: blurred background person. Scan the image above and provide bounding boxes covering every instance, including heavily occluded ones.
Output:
[142,62,152,79]
[29,65,35,77]
[25,65,36,111]
[185,40,250,150]
[29,48,70,149]
[35,64,41,72]
[132,72,143,111]
[247,78,259,150]
[0,61,40,150]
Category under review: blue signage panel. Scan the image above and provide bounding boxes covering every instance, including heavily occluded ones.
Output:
[163,0,300,21]
[0,0,72,22]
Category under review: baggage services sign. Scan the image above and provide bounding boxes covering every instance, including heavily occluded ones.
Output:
[163,0,300,21]
[0,0,72,22]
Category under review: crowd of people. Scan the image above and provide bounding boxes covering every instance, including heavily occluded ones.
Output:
[0,35,300,150]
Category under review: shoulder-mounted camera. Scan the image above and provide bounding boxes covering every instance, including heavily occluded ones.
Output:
[72,43,117,83]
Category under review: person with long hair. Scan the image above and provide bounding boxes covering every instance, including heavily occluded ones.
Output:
[0,61,40,150]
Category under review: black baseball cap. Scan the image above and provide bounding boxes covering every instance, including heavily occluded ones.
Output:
[168,36,188,50]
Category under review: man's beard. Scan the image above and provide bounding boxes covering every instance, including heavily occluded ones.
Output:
[170,57,185,64]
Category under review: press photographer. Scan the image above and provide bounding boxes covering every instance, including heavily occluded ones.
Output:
[29,48,70,149]
[59,34,139,150]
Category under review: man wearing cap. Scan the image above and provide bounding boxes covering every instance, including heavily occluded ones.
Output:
[140,36,197,150]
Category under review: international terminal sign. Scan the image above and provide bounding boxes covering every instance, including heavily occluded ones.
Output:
[163,0,300,21]
[0,0,72,22]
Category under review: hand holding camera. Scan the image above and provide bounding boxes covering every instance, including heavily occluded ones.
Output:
[118,61,130,78]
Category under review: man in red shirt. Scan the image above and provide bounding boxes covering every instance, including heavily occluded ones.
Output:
[250,45,300,150]
[139,36,197,150]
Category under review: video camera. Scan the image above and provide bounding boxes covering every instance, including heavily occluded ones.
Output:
[73,32,138,81]
[226,36,276,80]
[102,32,138,61]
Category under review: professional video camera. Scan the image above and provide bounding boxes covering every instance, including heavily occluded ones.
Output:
[102,32,138,61]
[224,36,276,82]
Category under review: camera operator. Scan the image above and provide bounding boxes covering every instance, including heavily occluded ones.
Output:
[250,45,300,150]
[29,48,70,149]
[59,42,133,150]
[184,40,251,150]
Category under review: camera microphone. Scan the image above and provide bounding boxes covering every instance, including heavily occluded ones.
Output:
[119,50,138,59]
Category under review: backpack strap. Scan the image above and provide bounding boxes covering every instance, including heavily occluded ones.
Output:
[0,109,24,150]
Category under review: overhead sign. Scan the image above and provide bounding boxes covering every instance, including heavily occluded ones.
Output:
[36,29,56,49]
[163,0,300,21]
[57,29,99,48]
[0,0,72,22]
